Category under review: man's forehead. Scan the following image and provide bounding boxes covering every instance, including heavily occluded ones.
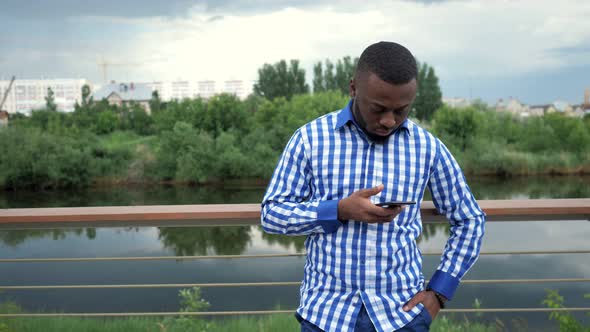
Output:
[363,75,417,100]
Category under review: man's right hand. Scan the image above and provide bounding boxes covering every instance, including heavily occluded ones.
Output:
[337,184,405,223]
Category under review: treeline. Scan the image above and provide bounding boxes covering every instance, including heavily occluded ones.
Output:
[1,57,589,190]
[432,104,590,176]
[0,90,351,189]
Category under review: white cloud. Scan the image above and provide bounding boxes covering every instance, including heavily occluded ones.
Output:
[3,0,589,92]
[117,0,590,83]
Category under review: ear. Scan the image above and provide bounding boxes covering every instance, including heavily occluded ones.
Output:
[349,78,356,98]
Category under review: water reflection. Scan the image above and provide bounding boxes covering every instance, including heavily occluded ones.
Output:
[158,227,252,255]
[0,184,267,209]
[261,231,307,252]
[0,223,450,255]
[1,176,588,209]
[467,175,590,199]
[0,229,91,247]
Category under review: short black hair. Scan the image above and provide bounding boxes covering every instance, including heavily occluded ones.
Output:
[355,41,417,85]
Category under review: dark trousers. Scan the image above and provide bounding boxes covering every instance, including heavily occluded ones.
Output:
[297,304,432,331]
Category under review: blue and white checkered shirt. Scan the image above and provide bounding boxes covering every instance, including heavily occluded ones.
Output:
[261,100,485,331]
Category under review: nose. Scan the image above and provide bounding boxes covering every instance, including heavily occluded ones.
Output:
[379,111,396,129]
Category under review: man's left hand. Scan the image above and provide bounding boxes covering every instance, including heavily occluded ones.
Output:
[402,290,441,320]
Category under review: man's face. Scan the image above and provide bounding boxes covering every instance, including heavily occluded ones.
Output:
[349,72,417,142]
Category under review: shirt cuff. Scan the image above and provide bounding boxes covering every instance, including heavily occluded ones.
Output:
[427,270,460,301]
[315,200,341,233]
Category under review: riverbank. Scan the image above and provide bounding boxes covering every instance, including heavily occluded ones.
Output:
[2,175,589,209]
[2,96,588,190]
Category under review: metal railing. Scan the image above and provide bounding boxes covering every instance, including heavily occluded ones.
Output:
[0,198,589,318]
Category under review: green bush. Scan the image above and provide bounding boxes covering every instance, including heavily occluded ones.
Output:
[0,127,97,189]
[543,290,590,332]
[3,90,589,188]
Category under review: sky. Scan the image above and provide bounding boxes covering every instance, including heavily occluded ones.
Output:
[1,0,589,105]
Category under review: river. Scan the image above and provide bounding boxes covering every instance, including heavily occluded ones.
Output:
[1,175,589,331]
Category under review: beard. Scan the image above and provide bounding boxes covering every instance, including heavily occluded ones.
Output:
[352,99,390,143]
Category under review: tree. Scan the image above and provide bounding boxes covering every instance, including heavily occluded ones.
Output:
[152,98,206,134]
[96,110,117,134]
[334,56,356,94]
[81,84,92,107]
[203,93,249,137]
[45,88,57,112]
[253,59,309,100]
[149,90,162,114]
[313,62,324,93]
[129,104,153,135]
[413,62,443,121]
[432,105,482,151]
[312,56,358,95]
[324,60,336,91]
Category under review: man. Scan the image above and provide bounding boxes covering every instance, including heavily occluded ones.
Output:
[261,41,485,332]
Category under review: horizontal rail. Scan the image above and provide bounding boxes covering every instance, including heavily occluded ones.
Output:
[0,199,588,229]
[2,278,588,290]
[1,249,589,263]
[1,308,589,318]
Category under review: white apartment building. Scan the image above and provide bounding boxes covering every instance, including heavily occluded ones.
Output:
[0,78,90,114]
[222,80,254,99]
[144,79,254,101]
[197,80,217,99]
[170,80,193,100]
[145,81,165,99]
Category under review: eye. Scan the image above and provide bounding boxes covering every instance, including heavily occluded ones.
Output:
[393,105,410,115]
[370,105,385,113]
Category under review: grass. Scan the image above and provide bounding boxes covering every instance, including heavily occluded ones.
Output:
[92,130,158,182]
[0,313,502,332]
[2,317,162,332]
[98,130,157,151]
[0,292,504,332]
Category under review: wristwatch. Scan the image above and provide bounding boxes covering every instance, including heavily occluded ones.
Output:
[427,289,447,309]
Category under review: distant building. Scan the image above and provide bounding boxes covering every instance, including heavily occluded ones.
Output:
[170,80,193,100]
[143,79,254,101]
[552,100,573,114]
[584,88,590,107]
[0,110,8,127]
[572,105,586,118]
[495,98,530,117]
[223,80,254,99]
[0,78,90,115]
[93,82,152,114]
[443,97,472,108]
[197,80,216,99]
[528,105,548,117]
[145,81,165,99]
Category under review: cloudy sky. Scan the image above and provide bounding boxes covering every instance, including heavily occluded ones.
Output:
[1,0,589,105]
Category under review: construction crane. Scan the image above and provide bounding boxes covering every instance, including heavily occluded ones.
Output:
[0,76,15,112]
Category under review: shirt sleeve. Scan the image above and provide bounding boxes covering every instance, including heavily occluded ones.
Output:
[426,139,486,300]
[261,129,341,236]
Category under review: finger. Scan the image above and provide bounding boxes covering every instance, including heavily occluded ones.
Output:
[366,216,394,224]
[365,211,393,223]
[357,184,384,198]
[403,292,425,312]
[384,205,404,215]
[371,205,403,218]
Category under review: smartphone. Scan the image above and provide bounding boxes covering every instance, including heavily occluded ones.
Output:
[376,201,416,208]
